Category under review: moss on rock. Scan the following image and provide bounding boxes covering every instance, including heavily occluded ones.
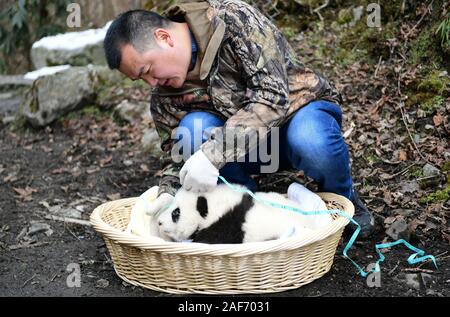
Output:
[420,185,450,204]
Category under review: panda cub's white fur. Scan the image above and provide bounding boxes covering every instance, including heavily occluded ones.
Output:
[156,184,332,244]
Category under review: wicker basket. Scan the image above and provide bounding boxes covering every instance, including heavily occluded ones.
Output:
[90,192,354,295]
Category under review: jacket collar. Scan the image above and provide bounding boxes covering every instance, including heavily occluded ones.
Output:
[165,0,225,81]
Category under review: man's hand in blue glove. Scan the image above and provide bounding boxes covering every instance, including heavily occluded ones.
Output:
[179,150,219,193]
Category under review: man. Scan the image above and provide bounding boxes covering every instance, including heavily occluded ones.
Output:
[103,0,375,238]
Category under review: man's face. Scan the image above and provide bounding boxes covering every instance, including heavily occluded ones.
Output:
[118,30,190,88]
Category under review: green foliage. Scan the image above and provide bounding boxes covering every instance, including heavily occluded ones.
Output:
[436,17,450,46]
[409,21,446,68]
[442,161,450,173]
[406,70,449,114]
[0,0,70,74]
[420,95,445,115]
[420,186,450,204]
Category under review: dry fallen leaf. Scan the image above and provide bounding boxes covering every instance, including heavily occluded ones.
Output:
[86,167,100,174]
[154,169,163,178]
[100,156,113,167]
[13,187,38,202]
[3,173,18,183]
[140,164,150,172]
[399,150,407,161]
[433,114,443,126]
[107,193,121,201]
[51,168,67,174]
[384,216,397,225]
[41,145,53,153]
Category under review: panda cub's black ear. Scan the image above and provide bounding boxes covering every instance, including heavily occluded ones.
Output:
[196,196,208,218]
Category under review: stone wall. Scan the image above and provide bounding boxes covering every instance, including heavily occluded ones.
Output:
[74,0,147,28]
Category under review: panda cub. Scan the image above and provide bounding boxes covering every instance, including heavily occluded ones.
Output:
[156,184,332,244]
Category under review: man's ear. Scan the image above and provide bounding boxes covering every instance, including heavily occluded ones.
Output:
[154,28,174,47]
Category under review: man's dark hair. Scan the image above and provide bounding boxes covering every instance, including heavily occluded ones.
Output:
[104,10,173,70]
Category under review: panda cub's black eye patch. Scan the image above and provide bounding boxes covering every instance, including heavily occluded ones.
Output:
[172,208,180,223]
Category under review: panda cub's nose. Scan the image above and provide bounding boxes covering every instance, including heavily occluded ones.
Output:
[158,221,162,226]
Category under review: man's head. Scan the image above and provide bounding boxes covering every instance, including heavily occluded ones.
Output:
[104,10,192,88]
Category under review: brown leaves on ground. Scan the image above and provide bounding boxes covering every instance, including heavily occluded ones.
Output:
[13,187,38,202]
[293,9,449,243]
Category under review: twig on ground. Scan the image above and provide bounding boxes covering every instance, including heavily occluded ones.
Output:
[404,0,434,40]
[9,242,50,250]
[387,162,420,180]
[403,268,435,273]
[313,0,330,21]
[22,274,37,288]
[388,260,401,276]
[398,101,429,162]
[64,223,81,241]
[374,56,383,78]
[435,251,448,258]
[44,215,92,227]
[51,274,59,282]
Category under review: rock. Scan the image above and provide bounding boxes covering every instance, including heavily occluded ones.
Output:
[422,163,440,177]
[95,279,109,289]
[0,77,32,118]
[390,209,416,217]
[123,160,133,167]
[76,0,143,30]
[426,289,444,297]
[141,129,164,156]
[400,181,420,193]
[405,274,421,290]
[47,204,82,219]
[31,23,111,69]
[445,151,450,160]
[28,222,53,237]
[386,219,410,241]
[420,273,434,289]
[0,92,22,117]
[20,66,121,127]
[0,76,33,91]
[114,100,151,124]
[24,65,72,81]
[21,67,96,127]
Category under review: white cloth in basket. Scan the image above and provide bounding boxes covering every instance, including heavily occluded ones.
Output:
[287,183,332,230]
[126,186,164,239]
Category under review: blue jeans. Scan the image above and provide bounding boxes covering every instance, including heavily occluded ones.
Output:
[175,100,354,200]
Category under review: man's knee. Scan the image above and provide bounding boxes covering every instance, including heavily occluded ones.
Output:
[176,112,224,154]
[285,101,345,166]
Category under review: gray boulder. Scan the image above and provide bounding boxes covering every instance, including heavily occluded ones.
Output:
[141,129,164,157]
[20,66,122,127]
[0,76,33,123]
[30,23,110,69]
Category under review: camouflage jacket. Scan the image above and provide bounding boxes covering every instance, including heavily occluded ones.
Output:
[151,0,342,196]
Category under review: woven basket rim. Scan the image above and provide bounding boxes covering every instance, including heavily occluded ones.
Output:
[90,192,354,257]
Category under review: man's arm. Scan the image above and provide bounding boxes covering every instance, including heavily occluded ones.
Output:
[201,1,339,170]
[150,95,183,197]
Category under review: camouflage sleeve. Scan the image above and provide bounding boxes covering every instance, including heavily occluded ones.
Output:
[201,2,291,169]
[201,0,341,170]
[150,95,182,197]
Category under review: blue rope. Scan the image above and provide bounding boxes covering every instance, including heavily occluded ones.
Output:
[218,176,438,277]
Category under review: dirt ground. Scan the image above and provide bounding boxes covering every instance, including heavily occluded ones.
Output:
[0,115,448,297]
